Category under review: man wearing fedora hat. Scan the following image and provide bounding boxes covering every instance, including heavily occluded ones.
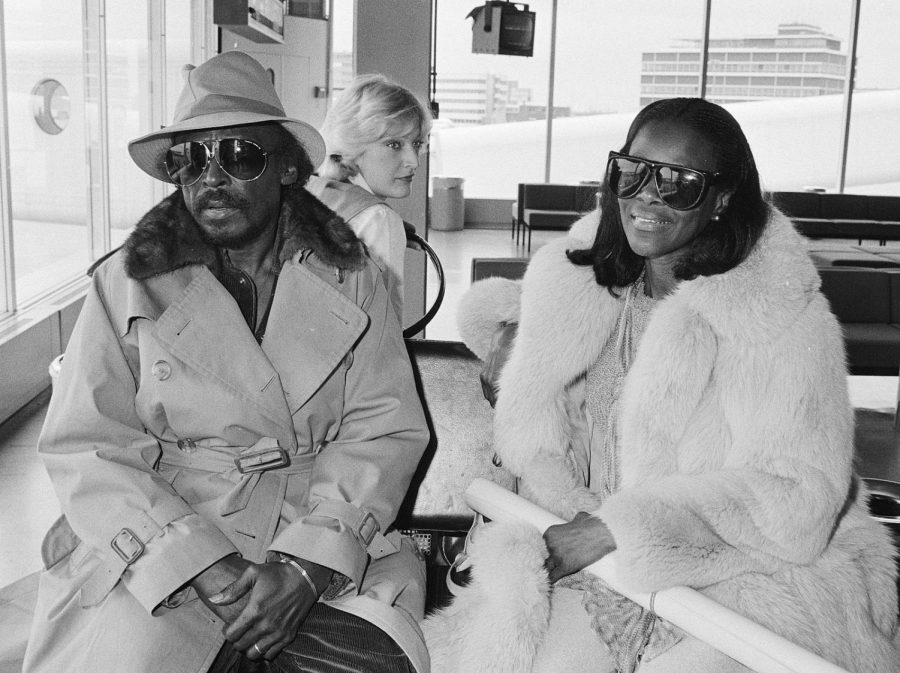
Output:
[22,51,430,673]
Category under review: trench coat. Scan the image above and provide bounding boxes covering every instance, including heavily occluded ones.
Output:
[21,186,431,673]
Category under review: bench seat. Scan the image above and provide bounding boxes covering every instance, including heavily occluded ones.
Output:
[775,191,900,245]
[842,324,900,375]
[818,266,900,376]
[516,183,597,253]
[522,208,582,230]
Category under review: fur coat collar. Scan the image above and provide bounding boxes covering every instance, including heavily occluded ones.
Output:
[121,184,366,280]
[479,211,826,513]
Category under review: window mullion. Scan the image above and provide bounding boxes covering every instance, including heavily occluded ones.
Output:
[84,0,112,262]
[150,0,168,204]
[837,0,861,194]
[699,0,711,98]
[543,0,558,183]
[0,0,16,313]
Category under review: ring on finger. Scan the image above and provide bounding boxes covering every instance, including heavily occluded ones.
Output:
[253,643,264,657]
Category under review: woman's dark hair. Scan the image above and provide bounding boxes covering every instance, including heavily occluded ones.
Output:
[567,97,770,292]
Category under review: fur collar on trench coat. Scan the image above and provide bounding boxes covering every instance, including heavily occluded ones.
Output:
[22,185,431,673]
[425,210,899,673]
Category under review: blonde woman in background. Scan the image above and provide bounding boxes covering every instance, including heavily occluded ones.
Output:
[306,74,432,322]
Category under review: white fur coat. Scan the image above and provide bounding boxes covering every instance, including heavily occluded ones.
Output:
[428,210,898,673]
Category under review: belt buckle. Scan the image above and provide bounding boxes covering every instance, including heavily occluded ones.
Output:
[235,446,290,474]
[110,528,145,565]
[358,512,379,547]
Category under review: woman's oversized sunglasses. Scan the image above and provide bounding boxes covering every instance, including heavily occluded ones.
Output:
[605,151,721,211]
[164,138,270,187]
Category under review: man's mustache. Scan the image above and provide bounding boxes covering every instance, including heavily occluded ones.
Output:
[196,190,249,210]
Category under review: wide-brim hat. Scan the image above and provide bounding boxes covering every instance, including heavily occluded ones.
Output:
[128,50,326,183]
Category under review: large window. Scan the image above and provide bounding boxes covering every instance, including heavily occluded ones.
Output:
[845,0,900,194]
[428,0,898,199]
[549,0,705,186]
[106,1,155,245]
[430,0,552,198]
[2,0,898,320]
[0,0,195,315]
[709,0,851,193]
[5,0,91,306]
[329,0,355,100]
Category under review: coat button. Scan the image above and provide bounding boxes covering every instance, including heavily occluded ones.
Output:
[177,438,197,453]
[151,360,172,381]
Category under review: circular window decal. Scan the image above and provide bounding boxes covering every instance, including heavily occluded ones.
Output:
[31,79,70,135]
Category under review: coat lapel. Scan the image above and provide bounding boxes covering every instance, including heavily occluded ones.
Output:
[153,267,296,445]
[117,184,373,447]
[262,261,368,413]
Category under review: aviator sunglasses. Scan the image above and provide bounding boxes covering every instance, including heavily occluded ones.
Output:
[164,138,270,187]
[606,151,721,211]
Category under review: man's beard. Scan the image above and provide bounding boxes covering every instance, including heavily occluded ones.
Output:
[197,220,270,249]
[193,190,273,249]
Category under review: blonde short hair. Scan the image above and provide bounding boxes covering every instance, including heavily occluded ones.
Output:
[319,74,432,179]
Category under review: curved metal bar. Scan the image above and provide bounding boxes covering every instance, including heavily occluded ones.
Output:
[464,478,850,673]
[403,231,446,338]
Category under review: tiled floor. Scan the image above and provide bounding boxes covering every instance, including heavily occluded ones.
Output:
[0,390,58,587]
[423,225,550,342]
[1,225,899,590]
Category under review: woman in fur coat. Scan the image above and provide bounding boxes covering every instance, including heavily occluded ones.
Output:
[427,98,899,673]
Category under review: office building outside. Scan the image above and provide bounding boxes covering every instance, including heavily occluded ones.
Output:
[434,73,512,124]
[641,23,848,106]
[329,54,566,125]
[434,73,542,125]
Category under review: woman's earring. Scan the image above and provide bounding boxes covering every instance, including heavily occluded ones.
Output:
[711,213,722,222]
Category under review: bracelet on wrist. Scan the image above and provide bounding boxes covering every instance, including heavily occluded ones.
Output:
[277,554,320,597]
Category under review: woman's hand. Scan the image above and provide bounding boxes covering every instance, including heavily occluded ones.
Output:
[543,511,617,583]
[205,557,327,661]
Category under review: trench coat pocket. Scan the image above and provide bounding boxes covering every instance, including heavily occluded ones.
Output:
[40,515,126,608]
[41,515,82,570]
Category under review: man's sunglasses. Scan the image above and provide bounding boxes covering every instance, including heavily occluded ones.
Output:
[164,138,270,187]
[606,151,721,211]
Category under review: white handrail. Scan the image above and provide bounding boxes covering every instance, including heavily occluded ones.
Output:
[464,478,849,673]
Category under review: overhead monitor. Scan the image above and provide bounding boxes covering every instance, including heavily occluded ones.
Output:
[468,2,535,57]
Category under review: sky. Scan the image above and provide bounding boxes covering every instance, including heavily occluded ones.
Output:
[335,0,900,114]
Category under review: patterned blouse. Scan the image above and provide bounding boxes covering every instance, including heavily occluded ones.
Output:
[561,272,683,672]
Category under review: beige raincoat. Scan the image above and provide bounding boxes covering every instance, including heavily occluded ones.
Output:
[22,186,430,673]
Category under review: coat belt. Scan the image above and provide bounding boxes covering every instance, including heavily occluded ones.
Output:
[80,438,314,608]
[159,438,400,559]
[158,436,316,516]
[81,437,316,607]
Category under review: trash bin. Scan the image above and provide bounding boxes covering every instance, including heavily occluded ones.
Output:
[431,177,464,231]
